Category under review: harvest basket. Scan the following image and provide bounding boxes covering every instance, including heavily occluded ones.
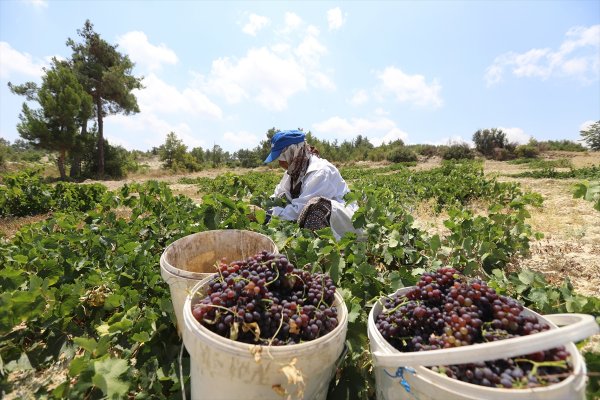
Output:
[368,287,599,400]
[182,275,348,400]
[159,230,277,334]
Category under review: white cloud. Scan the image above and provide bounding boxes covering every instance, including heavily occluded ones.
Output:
[295,28,326,68]
[0,42,47,79]
[375,66,443,108]
[117,31,178,72]
[437,136,473,147]
[194,12,333,111]
[512,48,552,78]
[283,12,303,33]
[294,26,334,90]
[312,115,409,146]
[23,0,48,9]
[105,113,205,150]
[485,24,600,86]
[349,89,369,106]
[374,108,389,116]
[223,131,261,149]
[136,73,222,119]
[198,47,307,111]
[484,64,504,86]
[561,58,589,76]
[243,13,270,36]
[271,43,291,54]
[580,120,596,131]
[306,25,320,37]
[310,71,336,90]
[327,8,345,31]
[499,127,532,145]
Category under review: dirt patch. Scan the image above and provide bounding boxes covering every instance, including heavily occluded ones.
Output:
[484,160,526,176]
[411,156,442,171]
[0,213,51,239]
[169,183,204,203]
[494,156,600,298]
[511,238,600,298]
[3,355,70,400]
[542,150,600,168]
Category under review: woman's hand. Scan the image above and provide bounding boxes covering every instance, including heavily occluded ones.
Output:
[246,205,272,224]
[246,205,265,222]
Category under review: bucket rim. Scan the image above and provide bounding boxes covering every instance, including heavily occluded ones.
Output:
[160,229,278,279]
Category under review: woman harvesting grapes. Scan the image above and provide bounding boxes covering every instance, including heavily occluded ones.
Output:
[262,129,360,240]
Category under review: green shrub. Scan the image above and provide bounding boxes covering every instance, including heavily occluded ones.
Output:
[159,132,187,170]
[387,147,418,163]
[51,181,108,212]
[533,139,586,152]
[0,168,52,216]
[367,150,386,162]
[0,168,107,217]
[0,141,7,170]
[236,149,261,168]
[473,128,508,158]
[513,166,600,179]
[104,144,141,178]
[419,144,439,158]
[408,144,439,158]
[442,144,474,160]
[515,145,539,159]
[573,181,600,211]
[173,153,202,172]
[493,147,515,161]
[508,158,572,169]
[73,131,140,179]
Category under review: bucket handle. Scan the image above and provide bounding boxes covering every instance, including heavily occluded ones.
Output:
[372,313,599,368]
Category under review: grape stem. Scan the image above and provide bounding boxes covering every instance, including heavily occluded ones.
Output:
[381,297,411,315]
[316,274,326,309]
[265,263,280,286]
[514,358,569,378]
[268,311,285,347]
[195,303,236,324]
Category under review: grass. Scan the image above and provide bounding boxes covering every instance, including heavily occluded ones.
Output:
[507,158,573,169]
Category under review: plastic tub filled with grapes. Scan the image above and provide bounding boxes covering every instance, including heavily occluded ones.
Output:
[182,251,348,400]
[368,267,598,400]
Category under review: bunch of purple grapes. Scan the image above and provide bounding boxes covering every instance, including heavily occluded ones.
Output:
[191,251,339,345]
[376,267,572,388]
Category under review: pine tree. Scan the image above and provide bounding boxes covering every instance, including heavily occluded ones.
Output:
[67,20,143,177]
[580,121,600,151]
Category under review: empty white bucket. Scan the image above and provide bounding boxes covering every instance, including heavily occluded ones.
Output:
[182,276,348,400]
[160,230,277,334]
[368,287,598,400]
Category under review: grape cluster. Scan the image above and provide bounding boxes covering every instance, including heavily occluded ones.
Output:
[376,267,572,389]
[191,251,339,345]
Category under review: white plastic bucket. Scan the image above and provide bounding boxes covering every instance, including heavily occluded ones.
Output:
[368,287,599,400]
[182,276,348,400]
[160,230,277,334]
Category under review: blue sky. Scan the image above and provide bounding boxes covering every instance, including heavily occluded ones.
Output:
[1,0,599,153]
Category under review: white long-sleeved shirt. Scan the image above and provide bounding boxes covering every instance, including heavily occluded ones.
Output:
[271,156,359,240]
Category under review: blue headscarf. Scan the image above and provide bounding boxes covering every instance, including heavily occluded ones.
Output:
[263,130,305,163]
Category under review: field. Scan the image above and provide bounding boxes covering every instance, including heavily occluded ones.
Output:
[490,152,600,297]
[1,151,599,399]
[67,151,600,298]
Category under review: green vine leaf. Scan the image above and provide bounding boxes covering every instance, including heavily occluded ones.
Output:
[92,358,130,399]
